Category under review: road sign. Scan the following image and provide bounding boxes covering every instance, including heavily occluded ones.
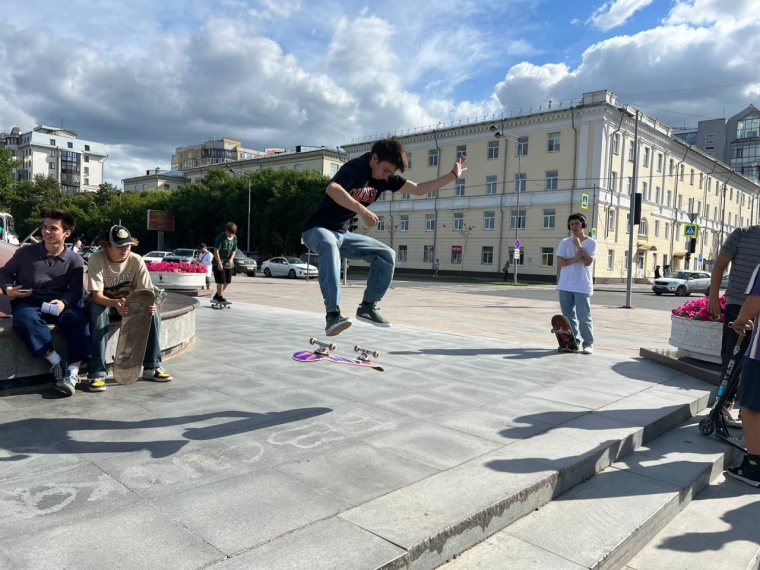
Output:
[513,248,520,260]
[581,193,589,210]
[514,240,520,249]
[698,253,703,263]
[590,227,597,239]
[683,224,698,237]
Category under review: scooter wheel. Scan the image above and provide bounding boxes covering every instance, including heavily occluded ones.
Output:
[698,417,715,435]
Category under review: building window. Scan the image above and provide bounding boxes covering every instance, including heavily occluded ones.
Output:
[488,140,499,160]
[607,250,615,270]
[401,193,410,200]
[407,152,412,168]
[294,164,302,171]
[643,147,650,167]
[608,209,616,231]
[514,173,526,192]
[451,249,462,264]
[483,211,495,230]
[639,218,648,236]
[610,171,617,192]
[400,215,409,231]
[510,209,526,230]
[657,153,663,172]
[485,175,497,194]
[85,145,90,151]
[50,139,55,145]
[49,150,55,157]
[49,162,55,169]
[398,245,407,262]
[427,191,436,198]
[655,186,661,204]
[547,132,560,153]
[612,133,620,155]
[541,247,554,267]
[690,169,695,185]
[84,156,90,163]
[330,163,339,176]
[67,142,73,149]
[425,214,435,231]
[665,223,670,239]
[424,246,434,263]
[377,216,385,232]
[654,220,660,237]
[699,173,703,189]
[679,164,684,181]
[456,145,466,160]
[628,142,635,162]
[667,190,672,207]
[453,213,463,231]
[481,246,494,265]
[84,178,89,185]
[455,178,465,196]
[517,136,528,156]
[545,171,558,191]
[642,181,648,201]
[428,149,439,167]
[543,209,556,229]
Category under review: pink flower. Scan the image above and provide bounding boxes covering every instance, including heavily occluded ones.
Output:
[671,295,725,322]
[146,261,206,274]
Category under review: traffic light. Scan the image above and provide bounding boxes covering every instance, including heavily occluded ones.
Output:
[633,193,642,225]
[688,238,697,253]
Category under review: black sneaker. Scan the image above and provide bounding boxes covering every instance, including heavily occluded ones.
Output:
[356,302,391,327]
[326,312,352,336]
[727,456,760,487]
[50,359,67,384]
[218,295,228,303]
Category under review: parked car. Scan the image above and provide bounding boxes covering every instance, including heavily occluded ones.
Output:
[143,251,172,264]
[232,249,257,276]
[652,270,712,296]
[164,248,200,264]
[261,256,318,279]
[241,251,261,267]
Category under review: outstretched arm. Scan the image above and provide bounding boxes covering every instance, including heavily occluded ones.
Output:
[402,156,467,196]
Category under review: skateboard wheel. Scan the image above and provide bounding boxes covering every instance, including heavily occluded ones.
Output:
[371,350,380,358]
[329,343,337,351]
[354,345,362,352]
[309,337,318,345]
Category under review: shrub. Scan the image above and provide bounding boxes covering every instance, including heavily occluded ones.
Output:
[671,295,725,322]
[146,261,207,274]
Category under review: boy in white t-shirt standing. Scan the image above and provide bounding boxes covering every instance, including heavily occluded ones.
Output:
[556,213,597,354]
[196,243,213,290]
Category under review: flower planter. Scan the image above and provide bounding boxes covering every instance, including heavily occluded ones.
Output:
[149,271,205,291]
[669,314,723,364]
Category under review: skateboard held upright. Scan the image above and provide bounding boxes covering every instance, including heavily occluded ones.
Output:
[113,289,156,384]
[551,314,578,353]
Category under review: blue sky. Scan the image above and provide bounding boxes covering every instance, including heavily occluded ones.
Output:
[1,0,758,185]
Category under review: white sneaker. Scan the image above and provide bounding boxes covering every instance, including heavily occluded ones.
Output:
[582,346,594,355]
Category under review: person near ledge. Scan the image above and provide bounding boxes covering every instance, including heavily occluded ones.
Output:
[725,264,760,487]
[84,225,172,392]
[0,209,90,396]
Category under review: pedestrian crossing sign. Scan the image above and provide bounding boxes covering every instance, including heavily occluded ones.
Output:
[683,224,698,237]
[581,193,589,209]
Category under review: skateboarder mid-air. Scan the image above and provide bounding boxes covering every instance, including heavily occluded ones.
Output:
[85,225,173,391]
[302,136,466,336]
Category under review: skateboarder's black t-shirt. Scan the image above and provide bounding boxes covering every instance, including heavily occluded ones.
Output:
[303,152,406,233]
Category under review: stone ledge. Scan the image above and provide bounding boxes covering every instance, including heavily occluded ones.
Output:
[640,347,721,386]
[0,293,197,390]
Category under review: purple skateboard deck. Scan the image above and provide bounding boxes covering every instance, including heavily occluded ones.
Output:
[293,350,384,371]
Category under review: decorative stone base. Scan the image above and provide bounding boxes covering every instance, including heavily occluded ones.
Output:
[668,315,722,364]
[149,271,206,291]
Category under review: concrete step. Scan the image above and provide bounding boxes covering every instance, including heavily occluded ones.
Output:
[626,474,760,570]
[438,413,748,570]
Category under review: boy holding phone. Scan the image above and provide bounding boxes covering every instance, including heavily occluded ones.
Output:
[0,209,90,396]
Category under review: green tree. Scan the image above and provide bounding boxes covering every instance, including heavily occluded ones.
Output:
[11,175,64,238]
[0,148,18,210]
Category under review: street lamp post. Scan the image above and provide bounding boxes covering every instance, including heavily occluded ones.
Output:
[227,166,252,252]
[624,108,639,309]
[490,126,522,284]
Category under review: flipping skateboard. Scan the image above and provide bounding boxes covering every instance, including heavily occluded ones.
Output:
[292,338,384,371]
[551,314,578,353]
[210,300,231,309]
[113,289,156,384]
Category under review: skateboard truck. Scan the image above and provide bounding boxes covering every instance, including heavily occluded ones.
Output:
[354,345,380,362]
[309,337,337,355]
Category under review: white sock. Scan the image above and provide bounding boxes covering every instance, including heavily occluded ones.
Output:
[67,365,79,376]
[46,351,61,366]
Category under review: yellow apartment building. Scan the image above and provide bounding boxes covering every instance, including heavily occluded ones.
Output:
[343,90,760,283]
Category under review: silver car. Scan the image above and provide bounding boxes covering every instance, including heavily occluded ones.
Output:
[261,256,318,279]
[652,270,712,296]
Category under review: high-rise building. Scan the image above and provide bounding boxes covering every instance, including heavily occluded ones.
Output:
[1,125,107,193]
[171,137,269,171]
[343,90,760,282]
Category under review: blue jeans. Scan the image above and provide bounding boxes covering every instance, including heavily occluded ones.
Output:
[558,290,594,349]
[86,301,163,379]
[11,298,91,364]
[302,227,395,313]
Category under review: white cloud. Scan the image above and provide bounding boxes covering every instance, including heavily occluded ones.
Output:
[588,0,655,32]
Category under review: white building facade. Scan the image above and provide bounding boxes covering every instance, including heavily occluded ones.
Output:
[1,125,107,193]
[343,90,760,282]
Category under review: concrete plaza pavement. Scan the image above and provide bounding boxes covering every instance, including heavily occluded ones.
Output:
[0,277,755,569]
